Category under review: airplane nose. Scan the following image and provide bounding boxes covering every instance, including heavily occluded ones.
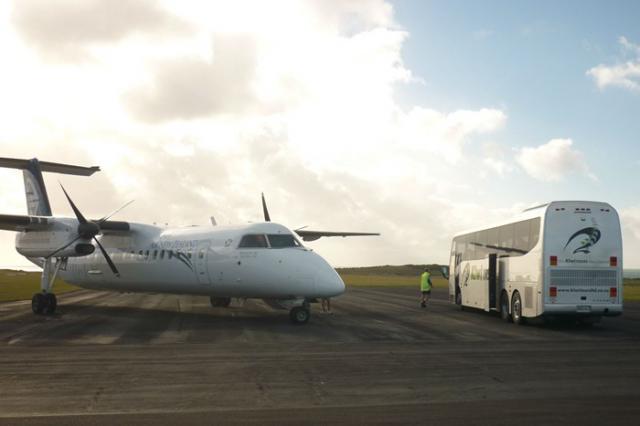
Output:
[316,267,345,297]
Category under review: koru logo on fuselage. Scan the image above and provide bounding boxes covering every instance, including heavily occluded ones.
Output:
[563,227,601,254]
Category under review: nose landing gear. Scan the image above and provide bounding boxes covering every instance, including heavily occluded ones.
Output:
[289,304,310,325]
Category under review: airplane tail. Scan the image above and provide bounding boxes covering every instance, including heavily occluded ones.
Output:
[0,157,100,216]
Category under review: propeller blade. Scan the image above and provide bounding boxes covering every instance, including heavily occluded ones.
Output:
[46,235,83,258]
[93,237,120,277]
[261,193,271,222]
[59,183,88,224]
[98,199,135,224]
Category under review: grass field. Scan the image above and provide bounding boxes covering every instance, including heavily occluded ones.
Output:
[624,279,640,302]
[1,267,639,303]
[0,270,79,302]
[337,266,640,303]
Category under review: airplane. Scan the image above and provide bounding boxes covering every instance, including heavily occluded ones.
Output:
[0,157,379,324]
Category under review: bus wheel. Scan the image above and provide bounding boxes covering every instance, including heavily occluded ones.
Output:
[500,292,511,323]
[511,291,524,325]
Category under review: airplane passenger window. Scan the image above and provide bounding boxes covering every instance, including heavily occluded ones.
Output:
[145,250,149,259]
[267,234,302,248]
[160,250,165,259]
[168,251,173,259]
[153,250,158,260]
[238,234,268,248]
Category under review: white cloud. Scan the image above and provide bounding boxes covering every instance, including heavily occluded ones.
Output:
[587,36,640,93]
[516,139,595,182]
[0,0,512,270]
[481,142,513,176]
[125,34,258,121]
[398,108,507,164]
[11,0,190,62]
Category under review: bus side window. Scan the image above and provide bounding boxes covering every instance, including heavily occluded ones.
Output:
[529,218,541,250]
[476,230,488,260]
[514,220,530,253]
[460,235,469,261]
[487,227,499,254]
[498,224,514,253]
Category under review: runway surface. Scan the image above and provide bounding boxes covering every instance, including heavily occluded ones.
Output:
[1,287,640,425]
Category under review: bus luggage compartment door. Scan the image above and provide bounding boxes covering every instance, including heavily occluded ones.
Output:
[488,253,498,310]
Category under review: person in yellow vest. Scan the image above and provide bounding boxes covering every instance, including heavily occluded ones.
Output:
[420,268,432,308]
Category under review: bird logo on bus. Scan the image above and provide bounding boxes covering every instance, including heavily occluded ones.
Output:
[563,227,601,254]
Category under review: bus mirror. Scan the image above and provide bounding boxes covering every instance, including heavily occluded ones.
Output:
[441,266,449,279]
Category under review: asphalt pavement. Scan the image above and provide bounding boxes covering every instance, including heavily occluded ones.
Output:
[1,287,639,425]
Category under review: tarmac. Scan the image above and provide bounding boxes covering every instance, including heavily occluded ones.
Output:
[1,286,640,425]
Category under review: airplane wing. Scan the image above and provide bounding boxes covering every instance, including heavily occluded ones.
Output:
[295,230,380,242]
[0,214,130,233]
[0,214,50,231]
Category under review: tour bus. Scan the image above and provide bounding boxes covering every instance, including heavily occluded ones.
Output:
[448,201,623,324]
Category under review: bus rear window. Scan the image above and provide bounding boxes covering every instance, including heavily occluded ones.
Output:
[238,234,268,248]
[268,234,302,248]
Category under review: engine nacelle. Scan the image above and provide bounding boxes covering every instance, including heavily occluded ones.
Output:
[15,230,96,258]
[16,242,95,258]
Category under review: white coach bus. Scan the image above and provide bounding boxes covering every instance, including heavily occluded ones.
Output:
[448,201,623,324]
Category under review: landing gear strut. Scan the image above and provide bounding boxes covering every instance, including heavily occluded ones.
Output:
[32,258,62,316]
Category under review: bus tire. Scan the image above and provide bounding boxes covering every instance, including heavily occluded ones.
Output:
[500,292,511,323]
[511,291,524,325]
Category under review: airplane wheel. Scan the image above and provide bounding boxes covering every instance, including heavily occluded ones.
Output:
[31,293,46,315]
[290,307,310,325]
[210,297,231,308]
[511,291,524,325]
[43,293,57,315]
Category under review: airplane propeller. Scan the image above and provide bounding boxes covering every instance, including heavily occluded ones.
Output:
[46,184,129,277]
[261,192,271,222]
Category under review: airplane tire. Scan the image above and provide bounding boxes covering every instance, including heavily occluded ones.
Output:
[290,307,310,325]
[43,293,57,315]
[511,291,524,325]
[31,293,46,315]
[210,297,231,308]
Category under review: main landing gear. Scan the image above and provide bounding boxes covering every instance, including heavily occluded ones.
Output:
[31,293,57,315]
[209,296,231,308]
[32,258,63,316]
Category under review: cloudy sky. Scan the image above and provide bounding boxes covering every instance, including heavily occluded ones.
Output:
[0,0,639,269]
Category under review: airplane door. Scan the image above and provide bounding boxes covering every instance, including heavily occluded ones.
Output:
[194,241,211,285]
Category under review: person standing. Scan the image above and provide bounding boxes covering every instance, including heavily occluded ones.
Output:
[420,268,432,308]
[321,297,332,314]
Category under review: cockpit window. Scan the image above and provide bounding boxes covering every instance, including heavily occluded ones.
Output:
[238,234,268,248]
[267,234,302,248]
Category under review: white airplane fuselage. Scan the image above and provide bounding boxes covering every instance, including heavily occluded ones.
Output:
[17,221,345,300]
